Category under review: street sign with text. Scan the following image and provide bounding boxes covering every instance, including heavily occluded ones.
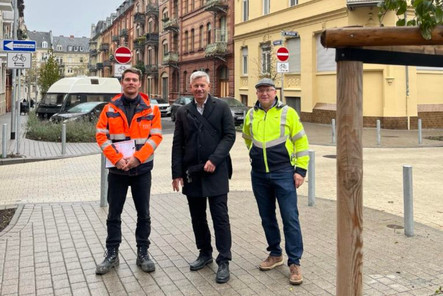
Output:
[114,46,132,64]
[3,40,36,52]
[7,52,31,69]
[276,47,289,62]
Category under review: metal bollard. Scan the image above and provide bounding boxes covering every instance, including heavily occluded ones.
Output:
[376,119,381,146]
[100,154,108,207]
[331,119,336,145]
[61,123,66,155]
[418,119,422,145]
[308,150,315,206]
[2,124,7,158]
[403,165,414,237]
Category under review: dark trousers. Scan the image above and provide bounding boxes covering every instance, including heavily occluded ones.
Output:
[186,194,232,264]
[106,171,152,249]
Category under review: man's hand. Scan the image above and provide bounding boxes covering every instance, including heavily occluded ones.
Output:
[172,178,183,192]
[115,158,127,170]
[294,173,305,189]
[121,156,140,171]
[204,160,216,173]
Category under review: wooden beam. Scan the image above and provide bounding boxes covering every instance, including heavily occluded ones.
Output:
[336,60,364,296]
[321,26,443,48]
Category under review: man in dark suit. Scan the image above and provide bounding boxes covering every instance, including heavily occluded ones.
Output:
[171,71,235,284]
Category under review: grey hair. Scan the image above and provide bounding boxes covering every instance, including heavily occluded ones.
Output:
[189,71,210,84]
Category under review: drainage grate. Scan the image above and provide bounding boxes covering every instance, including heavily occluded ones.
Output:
[386,224,404,229]
[323,155,337,159]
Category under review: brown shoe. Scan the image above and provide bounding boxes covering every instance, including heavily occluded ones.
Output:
[289,264,303,285]
[259,255,284,271]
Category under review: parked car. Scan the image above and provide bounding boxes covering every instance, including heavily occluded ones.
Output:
[50,101,107,123]
[218,97,249,125]
[170,96,193,121]
[150,98,170,117]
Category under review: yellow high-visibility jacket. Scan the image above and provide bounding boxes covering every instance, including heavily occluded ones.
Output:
[242,100,309,176]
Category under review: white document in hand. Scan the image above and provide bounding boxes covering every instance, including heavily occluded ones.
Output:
[105,139,136,168]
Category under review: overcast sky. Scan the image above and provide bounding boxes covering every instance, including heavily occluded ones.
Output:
[25,0,126,38]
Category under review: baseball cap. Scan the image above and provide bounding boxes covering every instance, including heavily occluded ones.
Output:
[255,78,275,89]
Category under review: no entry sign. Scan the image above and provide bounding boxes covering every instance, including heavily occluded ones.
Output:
[114,46,132,64]
[276,47,289,62]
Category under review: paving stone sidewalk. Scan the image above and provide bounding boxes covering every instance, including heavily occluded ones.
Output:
[0,193,442,296]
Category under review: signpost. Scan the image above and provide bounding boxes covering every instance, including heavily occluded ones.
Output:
[3,40,36,52]
[276,47,290,100]
[114,46,132,64]
[114,64,132,77]
[7,52,31,69]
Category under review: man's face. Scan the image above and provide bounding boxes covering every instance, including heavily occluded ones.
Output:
[190,77,210,102]
[256,86,277,110]
[121,72,141,98]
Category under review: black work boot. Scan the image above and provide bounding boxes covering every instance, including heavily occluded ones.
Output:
[96,248,119,275]
[136,246,155,272]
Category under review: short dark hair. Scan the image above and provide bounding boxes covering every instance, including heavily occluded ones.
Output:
[122,68,142,80]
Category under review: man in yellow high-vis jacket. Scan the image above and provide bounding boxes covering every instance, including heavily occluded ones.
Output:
[242,78,309,285]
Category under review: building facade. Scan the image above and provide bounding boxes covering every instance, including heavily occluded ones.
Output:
[0,0,13,114]
[234,0,443,129]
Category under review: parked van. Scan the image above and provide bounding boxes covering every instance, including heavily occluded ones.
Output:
[36,76,121,119]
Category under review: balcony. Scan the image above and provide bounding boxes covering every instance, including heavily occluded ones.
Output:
[162,52,179,65]
[162,18,179,32]
[96,63,104,70]
[204,0,228,14]
[134,12,145,24]
[205,42,227,57]
[99,43,109,52]
[145,64,158,75]
[133,36,146,50]
[120,29,128,37]
[145,33,159,45]
[89,49,98,56]
[347,0,382,9]
[112,35,119,42]
[146,4,159,16]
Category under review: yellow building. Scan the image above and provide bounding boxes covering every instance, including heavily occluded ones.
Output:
[234,0,443,129]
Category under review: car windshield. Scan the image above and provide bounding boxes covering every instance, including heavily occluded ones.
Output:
[151,99,158,104]
[220,97,245,107]
[41,93,65,106]
[67,102,102,113]
[179,97,192,104]
[155,98,168,104]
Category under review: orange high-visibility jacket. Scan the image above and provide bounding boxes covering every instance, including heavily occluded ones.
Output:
[96,92,162,174]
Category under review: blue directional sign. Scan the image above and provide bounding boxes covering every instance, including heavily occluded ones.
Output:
[3,40,36,52]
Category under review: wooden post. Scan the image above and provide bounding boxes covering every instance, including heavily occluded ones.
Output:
[336,60,363,296]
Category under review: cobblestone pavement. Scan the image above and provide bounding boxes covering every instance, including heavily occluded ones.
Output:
[0,112,442,295]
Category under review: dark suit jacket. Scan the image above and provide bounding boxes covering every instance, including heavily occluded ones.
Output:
[171,95,236,197]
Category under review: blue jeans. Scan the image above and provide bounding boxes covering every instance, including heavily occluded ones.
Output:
[106,171,152,249]
[251,167,303,266]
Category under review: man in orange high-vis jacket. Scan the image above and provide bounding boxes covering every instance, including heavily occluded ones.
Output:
[95,68,162,275]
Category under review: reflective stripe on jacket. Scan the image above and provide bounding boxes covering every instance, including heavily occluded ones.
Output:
[242,100,309,175]
[96,92,163,175]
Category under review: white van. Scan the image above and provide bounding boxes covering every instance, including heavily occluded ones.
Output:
[36,76,121,119]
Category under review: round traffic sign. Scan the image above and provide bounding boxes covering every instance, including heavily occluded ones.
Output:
[276,47,289,62]
[114,46,132,64]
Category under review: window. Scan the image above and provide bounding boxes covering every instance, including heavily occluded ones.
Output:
[316,34,335,72]
[162,9,168,21]
[219,17,227,42]
[242,47,248,75]
[148,47,152,65]
[79,46,83,52]
[162,40,168,57]
[56,45,62,51]
[191,0,195,10]
[261,43,271,74]
[184,31,189,52]
[199,25,204,49]
[263,0,270,15]
[184,0,188,13]
[242,0,249,21]
[80,57,84,63]
[68,45,73,51]
[207,23,212,45]
[290,0,297,6]
[42,41,48,48]
[191,29,195,52]
[287,38,301,73]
